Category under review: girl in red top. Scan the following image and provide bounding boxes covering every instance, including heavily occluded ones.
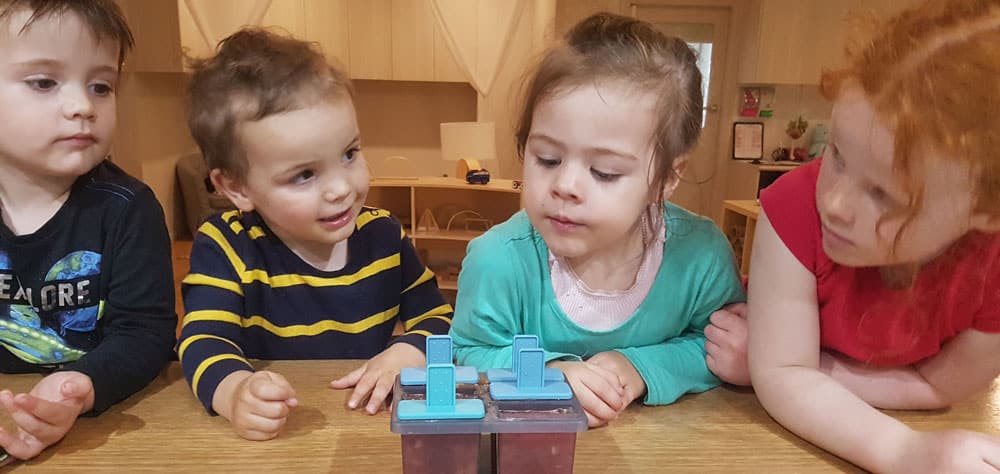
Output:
[738,1,1000,471]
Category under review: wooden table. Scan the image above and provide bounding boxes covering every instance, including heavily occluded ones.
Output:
[3,361,998,472]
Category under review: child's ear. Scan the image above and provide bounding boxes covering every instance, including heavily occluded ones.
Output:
[659,156,688,202]
[210,169,255,212]
[970,210,1000,233]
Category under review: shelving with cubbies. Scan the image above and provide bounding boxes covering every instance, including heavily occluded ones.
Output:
[366,177,522,298]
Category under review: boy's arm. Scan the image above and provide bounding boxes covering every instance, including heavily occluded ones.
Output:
[178,222,254,414]
[57,188,176,414]
[390,231,452,352]
[450,236,578,370]
[748,211,918,473]
[616,231,745,405]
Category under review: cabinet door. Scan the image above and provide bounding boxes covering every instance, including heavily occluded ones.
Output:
[117,0,184,72]
[433,18,467,82]
[177,0,304,62]
[391,0,436,81]
[303,0,350,69]
[754,0,808,84]
[347,0,393,80]
[261,0,306,39]
[799,0,854,84]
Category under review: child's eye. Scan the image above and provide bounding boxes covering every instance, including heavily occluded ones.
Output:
[26,78,57,91]
[536,156,560,168]
[868,186,896,208]
[90,82,114,96]
[343,147,361,163]
[291,170,315,184]
[591,168,621,182]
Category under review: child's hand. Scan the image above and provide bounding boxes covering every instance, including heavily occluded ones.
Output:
[330,343,425,415]
[704,302,751,386]
[0,371,94,461]
[219,370,298,441]
[894,429,1000,473]
[586,350,646,408]
[548,360,625,428]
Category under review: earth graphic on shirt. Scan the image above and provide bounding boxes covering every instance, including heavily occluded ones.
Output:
[0,250,93,364]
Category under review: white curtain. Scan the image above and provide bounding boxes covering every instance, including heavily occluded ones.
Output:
[430,0,527,96]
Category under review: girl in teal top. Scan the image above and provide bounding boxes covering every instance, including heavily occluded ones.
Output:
[450,13,745,427]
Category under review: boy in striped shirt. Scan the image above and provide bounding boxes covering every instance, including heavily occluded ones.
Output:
[179,28,452,441]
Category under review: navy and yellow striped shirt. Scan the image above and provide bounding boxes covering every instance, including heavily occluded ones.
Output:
[179,207,452,412]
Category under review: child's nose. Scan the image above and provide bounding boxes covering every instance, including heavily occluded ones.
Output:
[552,168,582,202]
[322,177,351,202]
[820,179,855,225]
[61,87,95,120]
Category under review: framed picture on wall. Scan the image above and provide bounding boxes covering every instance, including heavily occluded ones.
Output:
[732,122,764,161]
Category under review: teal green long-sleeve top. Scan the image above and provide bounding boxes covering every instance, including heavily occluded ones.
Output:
[449,204,746,405]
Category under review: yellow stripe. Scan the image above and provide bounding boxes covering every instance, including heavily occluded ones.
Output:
[221,210,241,222]
[248,226,265,239]
[178,334,243,360]
[403,330,433,338]
[403,267,436,293]
[182,273,243,296]
[183,310,242,328]
[229,220,245,234]
[242,306,400,337]
[191,354,249,397]
[356,209,391,230]
[400,228,406,239]
[182,307,401,337]
[244,254,399,288]
[403,305,453,331]
[198,222,247,275]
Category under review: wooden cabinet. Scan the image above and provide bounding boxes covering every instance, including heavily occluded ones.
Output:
[739,0,924,84]
[366,177,521,298]
[721,200,761,279]
[121,0,468,83]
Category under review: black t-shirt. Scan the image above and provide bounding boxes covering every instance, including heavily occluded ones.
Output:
[0,161,177,413]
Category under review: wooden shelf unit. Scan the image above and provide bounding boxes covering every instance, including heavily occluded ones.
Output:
[366,177,521,298]
[721,199,761,279]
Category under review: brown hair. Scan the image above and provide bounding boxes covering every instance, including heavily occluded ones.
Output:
[514,12,703,207]
[186,27,353,180]
[0,0,134,69]
[821,0,1000,245]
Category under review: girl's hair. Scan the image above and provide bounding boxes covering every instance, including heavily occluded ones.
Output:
[514,12,703,208]
[186,28,353,180]
[821,0,1000,243]
[0,0,134,69]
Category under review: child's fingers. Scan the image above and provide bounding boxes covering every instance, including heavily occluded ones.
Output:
[722,302,748,318]
[58,377,93,401]
[0,426,41,461]
[364,375,395,414]
[583,362,626,399]
[347,372,379,410]
[244,397,293,420]
[13,393,78,427]
[249,372,296,402]
[574,387,619,425]
[329,365,365,390]
[584,410,608,428]
[574,374,622,420]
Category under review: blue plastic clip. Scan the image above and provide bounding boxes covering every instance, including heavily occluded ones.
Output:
[400,335,478,385]
[486,335,564,383]
[489,348,572,400]
[397,364,485,420]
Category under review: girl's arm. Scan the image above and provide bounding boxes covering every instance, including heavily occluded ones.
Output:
[821,328,1000,410]
[748,211,915,472]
